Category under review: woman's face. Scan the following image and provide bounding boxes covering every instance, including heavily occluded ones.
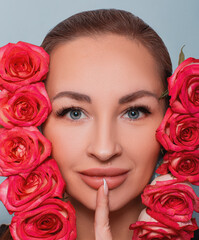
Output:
[43,34,165,211]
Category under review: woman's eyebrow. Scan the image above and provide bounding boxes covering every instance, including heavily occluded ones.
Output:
[52,90,159,104]
[118,90,159,104]
[52,91,91,103]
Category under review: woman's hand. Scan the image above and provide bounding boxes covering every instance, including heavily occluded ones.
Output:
[94,179,113,240]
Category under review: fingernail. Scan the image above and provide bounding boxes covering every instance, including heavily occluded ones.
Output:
[103,178,108,195]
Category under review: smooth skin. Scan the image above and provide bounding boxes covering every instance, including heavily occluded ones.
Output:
[43,34,166,239]
[95,180,112,240]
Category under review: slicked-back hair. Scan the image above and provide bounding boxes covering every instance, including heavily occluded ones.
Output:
[41,9,172,93]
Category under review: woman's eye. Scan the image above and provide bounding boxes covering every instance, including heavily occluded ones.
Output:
[56,107,87,120]
[123,106,151,120]
[69,109,85,120]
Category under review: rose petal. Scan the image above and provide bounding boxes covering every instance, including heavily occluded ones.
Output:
[0,126,51,176]
[0,42,49,92]
[0,159,65,214]
[10,199,76,240]
[0,82,52,128]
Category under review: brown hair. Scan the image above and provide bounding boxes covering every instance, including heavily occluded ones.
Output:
[41,9,172,91]
[0,225,13,240]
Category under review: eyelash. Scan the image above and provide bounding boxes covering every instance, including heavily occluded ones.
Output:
[123,105,151,121]
[55,105,151,121]
[56,106,85,118]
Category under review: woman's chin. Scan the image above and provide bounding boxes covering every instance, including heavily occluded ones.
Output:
[69,187,141,213]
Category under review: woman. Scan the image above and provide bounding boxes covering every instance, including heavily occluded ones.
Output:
[0,9,198,240]
[42,9,167,239]
[41,8,170,240]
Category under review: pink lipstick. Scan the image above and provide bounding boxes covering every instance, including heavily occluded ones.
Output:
[78,168,129,190]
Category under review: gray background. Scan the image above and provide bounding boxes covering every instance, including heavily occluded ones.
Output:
[0,0,198,225]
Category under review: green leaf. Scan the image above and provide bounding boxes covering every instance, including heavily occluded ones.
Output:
[159,89,169,100]
[178,45,185,66]
[0,125,4,128]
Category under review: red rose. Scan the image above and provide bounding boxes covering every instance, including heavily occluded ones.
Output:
[0,159,65,213]
[0,82,52,128]
[142,174,199,229]
[156,151,199,185]
[156,108,199,152]
[0,126,51,176]
[10,199,77,240]
[0,41,49,92]
[168,58,199,115]
[130,209,198,240]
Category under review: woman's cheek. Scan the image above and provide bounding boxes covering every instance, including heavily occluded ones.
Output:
[43,117,89,170]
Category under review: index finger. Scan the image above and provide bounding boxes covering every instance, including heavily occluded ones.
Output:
[94,179,112,240]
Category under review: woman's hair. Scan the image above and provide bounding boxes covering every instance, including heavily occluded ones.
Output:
[0,225,12,240]
[41,8,172,93]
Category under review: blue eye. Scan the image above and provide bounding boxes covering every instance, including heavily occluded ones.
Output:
[56,107,87,120]
[127,109,140,119]
[123,106,151,120]
[69,109,83,119]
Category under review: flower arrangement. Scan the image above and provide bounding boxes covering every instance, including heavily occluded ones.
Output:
[0,41,198,240]
[0,42,77,240]
[130,56,199,239]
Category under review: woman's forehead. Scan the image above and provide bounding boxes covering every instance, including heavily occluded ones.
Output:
[46,34,163,98]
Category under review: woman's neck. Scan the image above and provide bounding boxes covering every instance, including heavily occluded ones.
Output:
[70,196,144,240]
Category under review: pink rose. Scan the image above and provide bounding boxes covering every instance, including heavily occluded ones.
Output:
[0,82,52,128]
[0,41,49,92]
[156,108,199,152]
[156,151,199,185]
[168,57,199,115]
[0,126,51,176]
[142,175,199,229]
[10,199,77,240]
[130,209,198,240]
[0,159,65,213]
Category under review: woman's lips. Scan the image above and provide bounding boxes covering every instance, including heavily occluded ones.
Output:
[78,168,129,190]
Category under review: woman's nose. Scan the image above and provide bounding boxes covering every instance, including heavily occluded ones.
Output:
[86,119,122,162]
